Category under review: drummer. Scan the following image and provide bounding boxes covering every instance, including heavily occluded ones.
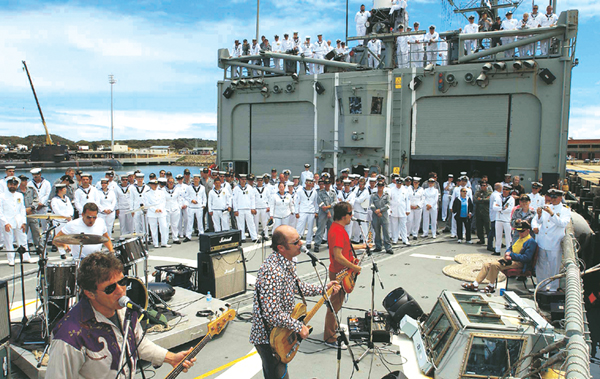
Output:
[54,202,115,259]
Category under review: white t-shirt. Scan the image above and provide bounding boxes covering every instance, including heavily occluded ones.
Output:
[60,218,108,259]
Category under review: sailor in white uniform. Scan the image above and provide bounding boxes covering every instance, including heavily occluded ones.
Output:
[409,22,424,67]
[367,38,383,68]
[422,178,439,238]
[131,173,149,236]
[501,11,519,57]
[114,176,134,236]
[424,26,439,65]
[1,176,33,265]
[311,34,329,74]
[0,165,16,195]
[175,174,189,239]
[351,177,371,243]
[98,178,117,238]
[396,25,410,68]
[233,174,258,242]
[164,177,185,244]
[535,189,571,291]
[355,4,371,43]
[144,179,170,248]
[407,177,425,239]
[269,182,294,230]
[286,181,297,229]
[441,174,455,223]
[338,179,356,236]
[462,15,479,55]
[294,178,318,248]
[528,182,545,211]
[185,174,206,241]
[492,185,515,254]
[208,177,231,232]
[389,178,411,245]
[74,173,101,216]
[50,184,74,233]
[539,6,558,55]
[28,168,52,230]
[253,176,270,239]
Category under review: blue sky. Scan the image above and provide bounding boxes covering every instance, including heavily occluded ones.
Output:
[0,0,597,142]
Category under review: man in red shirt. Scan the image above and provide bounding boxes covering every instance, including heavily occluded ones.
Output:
[324,202,365,347]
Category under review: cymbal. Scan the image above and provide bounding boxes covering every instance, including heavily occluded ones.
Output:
[27,214,69,220]
[119,233,140,240]
[54,234,109,245]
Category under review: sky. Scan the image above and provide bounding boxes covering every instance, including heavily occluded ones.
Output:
[0,0,598,142]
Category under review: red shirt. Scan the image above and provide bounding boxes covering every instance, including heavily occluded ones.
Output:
[328,221,354,274]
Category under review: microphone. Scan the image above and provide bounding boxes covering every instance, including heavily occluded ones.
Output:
[44,224,58,234]
[118,296,147,315]
[301,245,326,267]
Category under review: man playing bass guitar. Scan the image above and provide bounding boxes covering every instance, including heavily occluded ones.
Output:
[250,225,340,379]
[324,201,368,348]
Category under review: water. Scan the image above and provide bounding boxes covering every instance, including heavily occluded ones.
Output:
[11,164,203,185]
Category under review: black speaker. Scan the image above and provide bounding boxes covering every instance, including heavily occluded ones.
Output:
[223,86,234,99]
[197,248,246,299]
[315,81,325,94]
[538,68,556,84]
[0,342,8,379]
[199,230,242,254]
[381,371,408,379]
[0,282,9,345]
[542,172,560,194]
[382,287,423,327]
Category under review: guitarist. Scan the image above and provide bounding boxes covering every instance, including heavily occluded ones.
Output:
[250,225,340,379]
[47,252,195,378]
[324,202,367,348]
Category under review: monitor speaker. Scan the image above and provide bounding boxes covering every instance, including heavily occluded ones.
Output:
[197,248,246,299]
[0,342,8,379]
[382,287,423,328]
[542,172,560,194]
[0,281,9,345]
[315,81,325,94]
[538,68,556,84]
[223,86,234,99]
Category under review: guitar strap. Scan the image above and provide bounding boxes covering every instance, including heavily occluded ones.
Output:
[294,278,307,306]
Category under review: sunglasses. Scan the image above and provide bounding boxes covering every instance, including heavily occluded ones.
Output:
[289,238,302,246]
[101,276,128,295]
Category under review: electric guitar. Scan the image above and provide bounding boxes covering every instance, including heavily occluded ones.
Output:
[164,309,236,379]
[270,286,335,364]
[336,230,372,293]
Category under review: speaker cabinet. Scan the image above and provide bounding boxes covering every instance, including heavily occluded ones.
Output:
[0,342,8,379]
[382,287,424,328]
[542,172,560,194]
[0,281,9,345]
[197,248,246,299]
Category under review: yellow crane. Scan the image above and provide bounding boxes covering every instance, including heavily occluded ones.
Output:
[22,61,53,146]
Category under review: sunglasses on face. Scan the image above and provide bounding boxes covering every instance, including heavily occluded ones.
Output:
[289,238,301,246]
[101,276,128,295]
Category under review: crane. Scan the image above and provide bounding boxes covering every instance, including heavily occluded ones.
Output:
[22,61,53,146]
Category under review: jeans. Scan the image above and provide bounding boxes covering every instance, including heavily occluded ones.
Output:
[476,211,490,242]
[255,344,289,379]
[455,215,472,241]
[487,221,496,250]
[372,215,392,251]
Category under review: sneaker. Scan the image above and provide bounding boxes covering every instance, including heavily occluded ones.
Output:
[421,234,428,238]
[8,261,14,267]
[385,249,394,254]
[324,340,347,350]
[476,240,485,245]
[404,241,411,246]
[183,237,191,243]
[457,239,462,243]
[313,246,320,253]
[372,248,382,252]
[466,240,473,244]
[450,235,457,238]
[161,244,172,248]
[432,235,437,239]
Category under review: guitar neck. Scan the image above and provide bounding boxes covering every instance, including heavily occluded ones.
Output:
[304,286,335,325]
[165,334,213,379]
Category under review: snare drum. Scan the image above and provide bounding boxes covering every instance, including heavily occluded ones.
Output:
[116,237,147,266]
[46,262,77,299]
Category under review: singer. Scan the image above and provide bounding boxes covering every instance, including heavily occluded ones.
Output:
[324,202,366,347]
[250,225,340,379]
[47,252,195,378]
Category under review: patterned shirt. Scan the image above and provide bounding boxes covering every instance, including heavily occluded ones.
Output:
[250,252,322,345]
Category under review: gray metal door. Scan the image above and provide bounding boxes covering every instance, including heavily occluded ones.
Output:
[250,102,314,174]
[412,95,509,161]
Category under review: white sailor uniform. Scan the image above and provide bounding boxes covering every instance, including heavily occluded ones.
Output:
[114,184,134,236]
[208,188,231,232]
[185,184,207,239]
[233,184,257,241]
[144,188,169,247]
[295,187,318,245]
[98,189,117,237]
[165,186,185,242]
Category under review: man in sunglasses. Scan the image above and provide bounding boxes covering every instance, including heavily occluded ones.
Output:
[250,225,340,378]
[54,202,114,259]
[47,252,195,377]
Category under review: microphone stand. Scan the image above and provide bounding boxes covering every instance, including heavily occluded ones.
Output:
[355,221,385,363]
[116,308,133,379]
[306,251,360,377]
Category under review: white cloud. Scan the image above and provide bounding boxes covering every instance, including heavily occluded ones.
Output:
[558,0,600,18]
[568,105,600,138]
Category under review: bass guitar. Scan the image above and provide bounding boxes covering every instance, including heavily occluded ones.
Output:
[336,230,372,294]
[164,309,236,379]
[270,286,335,364]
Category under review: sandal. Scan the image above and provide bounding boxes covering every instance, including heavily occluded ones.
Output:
[461,282,478,292]
[484,285,496,294]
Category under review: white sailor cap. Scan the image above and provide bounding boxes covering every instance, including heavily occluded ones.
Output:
[304,163,311,168]
[368,177,377,182]
[286,181,294,186]
[305,177,314,182]
[55,183,67,189]
[81,173,92,178]
[100,178,109,182]
[428,178,436,182]
[135,173,145,178]
[305,35,311,39]
[341,168,350,173]
[460,171,467,175]
[292,175,300,180]
[218,171,226,175]
[193,173,201,178]
[239,174,247,179]
[283,169,291,175]
[176,174,184,179]
[343,179,351,184]
[448,174,454,177]
[158,178,167,183]
[404,176,413,181]
[413,177,421,181]
[127,171,134,176]
[105,170,113,175]
[262,173,270,178]
[30,168,42,175]
[5,166,16,170]
[148,179,159,184]
[5,176,19,184]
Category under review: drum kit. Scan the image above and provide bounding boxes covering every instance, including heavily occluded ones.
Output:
[16,215,150,366]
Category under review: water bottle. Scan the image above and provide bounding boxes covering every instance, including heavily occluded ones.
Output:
[206,291,212,303]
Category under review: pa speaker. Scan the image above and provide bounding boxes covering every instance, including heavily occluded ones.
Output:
[382,287,423,328]
[538,68,556,84]
[542,172,560,194]
[0,281,9,345]
[315,81,325,94]
[197,248,246,299]
[0,342,8,379]
[223,86,234,99]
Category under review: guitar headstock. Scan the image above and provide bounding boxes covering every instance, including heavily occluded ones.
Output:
[207,309,236,337]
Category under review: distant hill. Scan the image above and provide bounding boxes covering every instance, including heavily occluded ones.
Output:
[0,134,217,151]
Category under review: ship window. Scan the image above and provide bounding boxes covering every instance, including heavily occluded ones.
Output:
[338,98,344,115]
[371,97,383,114]
[349,97,362,114]
[453,293,504,325]
[423,302,455,363]
[462,336,524,378]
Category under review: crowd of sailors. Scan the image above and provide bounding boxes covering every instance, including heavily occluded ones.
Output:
[227,3,559,73]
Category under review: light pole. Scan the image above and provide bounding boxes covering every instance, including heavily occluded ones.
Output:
[109,74,116,152]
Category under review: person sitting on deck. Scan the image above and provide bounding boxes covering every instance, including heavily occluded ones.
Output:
[461,220,538,293]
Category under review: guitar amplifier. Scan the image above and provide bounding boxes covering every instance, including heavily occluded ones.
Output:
[0,282,9,345]
[199,230,242,254]
[197,248,247,299]
[347,311,390,343]
[0,342,8,379]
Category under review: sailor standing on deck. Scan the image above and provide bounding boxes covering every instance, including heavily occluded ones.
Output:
[355,4,371,44]
[351,177,370,243]
[272,34,283,70]
[114,175,134,236]
[269,182,294,230]
[185,174,206,242]
[389,177,411,245]
[253,175,270,240]
[424,26,439,65]
[74,173,100,216]
[0,165,16,195]
[422,178,439,238]
[131,173,149,236]
[28,168,52,229]
[492,184,515,255]
[300,164,314,186]
[98,178,117,238]
[528,182,545,210]
[233,174,258,242]
[300,36,314,74]
[407,177,424,240]
[1,176,33,266]
[462,15,479,55]
[313,178,336,252]
[501,11,519,57]
[540,6,558,55]
[286,181,298,229]
[17,175,42,250]
[145,179,170,248]
[165,177,185,244]
[408,22,424,67]
[396,25,410,68]
[295,178,318,248]
[231,39,242,78]
[250,38,261,76]
[312,34,328,74]
[208,177,231,232]
[367,37,383,68]
[337,179,355,236]
[176,174,189,239]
